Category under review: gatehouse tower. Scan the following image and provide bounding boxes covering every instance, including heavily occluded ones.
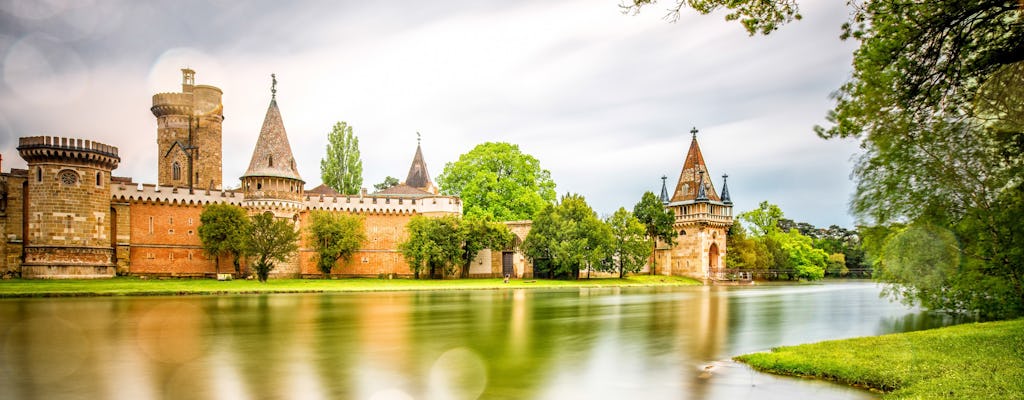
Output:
[657,128,733,279]
[151,68,224,191]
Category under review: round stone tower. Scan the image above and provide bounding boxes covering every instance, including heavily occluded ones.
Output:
[152,68,224,191]
[17,136,120,278]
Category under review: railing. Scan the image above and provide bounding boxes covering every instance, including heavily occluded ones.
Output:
[712,267,874,281]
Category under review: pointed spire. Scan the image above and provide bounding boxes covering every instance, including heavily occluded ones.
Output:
[404,134,435,192]
[670,127,720,203]
[659,175,670,204]
[720,173,732,204]
[242,75,302,182]
[695,169,708,201]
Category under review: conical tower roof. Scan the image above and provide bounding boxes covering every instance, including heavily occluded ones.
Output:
[670,128,719,203]
[404,140,434,191]
[242,97,303,182]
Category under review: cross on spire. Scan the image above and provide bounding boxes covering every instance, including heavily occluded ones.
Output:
[271,73,277,100]
[690,126,698,139]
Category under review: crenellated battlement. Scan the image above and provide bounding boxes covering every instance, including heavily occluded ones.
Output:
[111,182,243,206]
[304,194,461,215]
[17,136,120,170]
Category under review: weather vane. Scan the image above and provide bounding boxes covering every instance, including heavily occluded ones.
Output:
[690,126,698,139]
[271,73,277,100]
[416,131,421,146]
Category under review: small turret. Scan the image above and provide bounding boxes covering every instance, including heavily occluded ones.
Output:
[241,74,305,203]
[659,175,670,204]
[720,174,732,205]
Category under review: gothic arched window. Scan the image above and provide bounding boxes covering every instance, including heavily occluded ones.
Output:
[172,162,181,181]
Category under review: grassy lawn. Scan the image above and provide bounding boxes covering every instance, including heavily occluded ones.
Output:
[0,274,701,297]
[735,318,1024,399]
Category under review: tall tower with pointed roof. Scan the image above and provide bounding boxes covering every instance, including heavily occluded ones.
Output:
[656,127,733,279]
[241,74,305,206]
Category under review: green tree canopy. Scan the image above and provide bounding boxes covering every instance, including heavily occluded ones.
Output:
[399,215,463,279]
[198,203,251,275]
[245,212,300,282]
[605,207,652,278]
[633,191,676,274]
[307,211,366,278]
[373,176,399,192]
[622,0,800,35]
[738,201,783,237]
[437,142,557,221]
[522,194,611,279]
[320,121,364,195]
[458,215,514,278]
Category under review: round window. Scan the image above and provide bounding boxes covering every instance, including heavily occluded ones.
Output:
[58,170,79,186]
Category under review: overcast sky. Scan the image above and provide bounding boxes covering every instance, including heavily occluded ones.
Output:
[0,0,862,227]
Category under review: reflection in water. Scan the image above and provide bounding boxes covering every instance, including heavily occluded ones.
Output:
[0,282,959,399]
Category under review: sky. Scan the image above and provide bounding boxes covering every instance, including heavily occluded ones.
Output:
[0,0,863,228]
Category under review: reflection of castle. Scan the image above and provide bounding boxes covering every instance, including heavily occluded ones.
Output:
[0,69,460,278]
[653,128,734,279]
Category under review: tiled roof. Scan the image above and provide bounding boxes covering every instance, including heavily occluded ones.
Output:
[242,99,303,182]
[377,183,433,197]
[306,183,340,196]
[404,144,433,191]
[670,132,720,203]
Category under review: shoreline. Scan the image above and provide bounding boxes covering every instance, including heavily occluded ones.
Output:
[734,318,1024,399]
[0,275,703,298]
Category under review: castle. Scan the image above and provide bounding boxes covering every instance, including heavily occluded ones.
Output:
[0,69,731,280]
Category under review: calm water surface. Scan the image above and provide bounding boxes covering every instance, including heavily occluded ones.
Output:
[0,281,961,399]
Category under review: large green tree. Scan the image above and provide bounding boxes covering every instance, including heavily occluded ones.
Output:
[307,211,366,278]
[633,191,676,274]
[245,212,300,282]
[320,121,364,195]
[522,194,611,279]
[198,203,250,276]
[605,208,652,278]
[739,201,783,237]
[437,142,557,221]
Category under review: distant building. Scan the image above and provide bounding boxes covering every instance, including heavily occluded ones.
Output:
[0,69,460,279]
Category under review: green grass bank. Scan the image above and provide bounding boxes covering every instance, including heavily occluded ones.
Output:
[735,318,1024,399]
[0,275,701,298]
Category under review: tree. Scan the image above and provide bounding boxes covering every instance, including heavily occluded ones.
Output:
[399,215,463,279]
[198,203,250,276]
[739,201,783,237]
[776,229,827,281]
[725,222,760,271]
[437,142,557,221]
[245,212,299,282]
[458,215,514,278]
[621,0,801,35]
[373,176,399,192]
[522,194,611,279]
[320,121,363,195]
[605,208,652,278]
[307,211,366,278]
[633,191,676,274]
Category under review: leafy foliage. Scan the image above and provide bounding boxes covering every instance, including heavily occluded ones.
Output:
[458,215,515,278]
[522,194,612,279]
[306,211,366,277]
[198,203,250,275]
[738,201,783,236]
[245,212,300,282]
[633,191,676,273]
[605,208,652,278]
[373,176,399,192]
[621,0,801,35]
[320,121,363,195]
[437,142,557,221]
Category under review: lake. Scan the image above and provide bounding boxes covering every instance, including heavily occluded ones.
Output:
[0,281,961,399]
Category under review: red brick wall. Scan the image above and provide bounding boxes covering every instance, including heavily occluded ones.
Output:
[128,202,220,276]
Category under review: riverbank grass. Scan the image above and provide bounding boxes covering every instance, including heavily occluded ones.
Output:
[0,275,701,297]
[735,318,1024,399]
